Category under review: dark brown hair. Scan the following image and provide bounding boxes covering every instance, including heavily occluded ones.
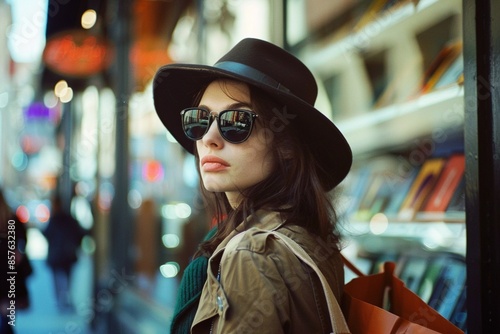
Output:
[193,79,341,257]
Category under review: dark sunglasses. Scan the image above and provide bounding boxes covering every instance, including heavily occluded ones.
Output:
[180,108,258,144]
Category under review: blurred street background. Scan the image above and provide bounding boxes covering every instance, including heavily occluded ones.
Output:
[2,0,490,332]
[1,0,275,332]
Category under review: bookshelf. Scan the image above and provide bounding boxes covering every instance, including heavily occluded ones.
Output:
[295,0,464,234]
[301,0,462,72]
[290,0,466,329]
[334,85,463,155]
[299,0,462,120]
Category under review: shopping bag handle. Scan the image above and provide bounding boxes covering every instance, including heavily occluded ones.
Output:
[341,254,366,277]
[342,255,397,279]
[268,230,351,334]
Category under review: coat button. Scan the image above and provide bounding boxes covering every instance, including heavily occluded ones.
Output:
[216,295,223,312]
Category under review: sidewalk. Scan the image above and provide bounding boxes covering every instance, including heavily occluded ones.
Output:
[14,254,93,334]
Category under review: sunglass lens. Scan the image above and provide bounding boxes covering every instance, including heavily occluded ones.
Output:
[182,109,209,140]
[219,111,253,143]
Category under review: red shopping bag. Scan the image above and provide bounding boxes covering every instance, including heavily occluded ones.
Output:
[341,259,464,334]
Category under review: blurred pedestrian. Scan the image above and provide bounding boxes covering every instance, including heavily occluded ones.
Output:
[0,189,32,333]
[43,195,87,312]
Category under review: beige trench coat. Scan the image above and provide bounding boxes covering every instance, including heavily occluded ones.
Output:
[191,210,345,334]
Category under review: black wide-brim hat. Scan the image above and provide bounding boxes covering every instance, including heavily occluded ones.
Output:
[153,38,352,190]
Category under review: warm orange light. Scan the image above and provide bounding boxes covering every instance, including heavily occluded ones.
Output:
[130,37,171,90]
[16,206,30,223]
[43,30,113,78]
[35,204,51,223]
[143,160,164,182]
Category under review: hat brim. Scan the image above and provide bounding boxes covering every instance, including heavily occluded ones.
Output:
[153,64,352,190]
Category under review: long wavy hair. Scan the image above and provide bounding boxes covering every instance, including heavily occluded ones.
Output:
[193,79,341,258]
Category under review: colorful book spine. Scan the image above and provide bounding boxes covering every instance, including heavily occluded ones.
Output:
[397,158,446,220]
[417,154,465,220]
[421,41,463,94]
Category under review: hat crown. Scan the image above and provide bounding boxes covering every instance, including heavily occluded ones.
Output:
[215,38,318,105]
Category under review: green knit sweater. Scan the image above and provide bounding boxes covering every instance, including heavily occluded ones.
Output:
[170,227,217,334]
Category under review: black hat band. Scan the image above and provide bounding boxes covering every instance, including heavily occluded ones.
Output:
[214,61,291,94]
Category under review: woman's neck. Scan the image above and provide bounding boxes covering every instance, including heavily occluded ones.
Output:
[225,191,242,209]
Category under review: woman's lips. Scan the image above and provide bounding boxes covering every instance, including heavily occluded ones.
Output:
[201,156,230,172]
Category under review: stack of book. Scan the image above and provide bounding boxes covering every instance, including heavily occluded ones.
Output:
[420,41,463,94]
[358,250,467,330]
[342,153,465,222]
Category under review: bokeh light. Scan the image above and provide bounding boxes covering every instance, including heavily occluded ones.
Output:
[81,9,97,29]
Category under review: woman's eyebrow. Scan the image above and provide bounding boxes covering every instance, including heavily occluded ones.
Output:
[227,102,252,109]
[198,102,252,111]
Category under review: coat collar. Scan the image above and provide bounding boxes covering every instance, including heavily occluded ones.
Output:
[191,210,286,330]
[212,209,285,257]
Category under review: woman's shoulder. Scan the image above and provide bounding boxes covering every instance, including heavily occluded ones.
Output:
[224,224,339,257]
[279,225,340,254]
[223,227,278,255]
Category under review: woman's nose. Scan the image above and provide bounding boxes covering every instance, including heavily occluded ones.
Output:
[200,118,224,149]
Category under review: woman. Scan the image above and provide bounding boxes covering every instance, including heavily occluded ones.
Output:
[153,38,352,333]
